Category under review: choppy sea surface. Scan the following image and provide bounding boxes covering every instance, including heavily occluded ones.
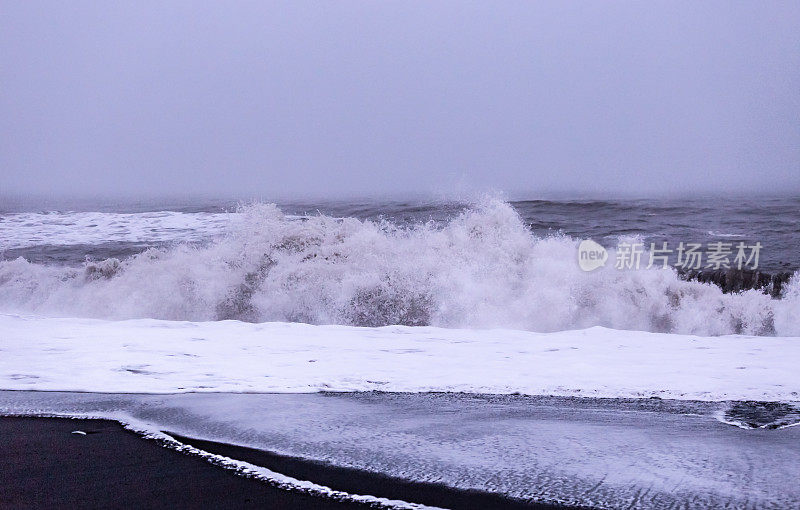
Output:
[1,195,798,336]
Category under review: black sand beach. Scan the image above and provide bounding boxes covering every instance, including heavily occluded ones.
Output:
[0,416,561,510]
[0,417,376,510]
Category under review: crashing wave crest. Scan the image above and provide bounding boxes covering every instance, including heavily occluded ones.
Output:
[0,199,797,336]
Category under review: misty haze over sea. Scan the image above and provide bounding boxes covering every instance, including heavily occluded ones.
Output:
[2,2,798,201]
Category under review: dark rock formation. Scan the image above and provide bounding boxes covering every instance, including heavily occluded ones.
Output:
[677,268,793,298]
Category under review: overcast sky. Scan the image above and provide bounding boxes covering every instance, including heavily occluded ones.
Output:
[1,1,798,201]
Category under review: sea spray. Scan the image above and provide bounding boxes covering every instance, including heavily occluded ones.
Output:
[0,199,797,336]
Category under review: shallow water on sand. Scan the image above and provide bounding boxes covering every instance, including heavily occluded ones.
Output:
[2,391,799,509]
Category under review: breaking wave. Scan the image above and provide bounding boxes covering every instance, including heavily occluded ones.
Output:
[0,199,798,336]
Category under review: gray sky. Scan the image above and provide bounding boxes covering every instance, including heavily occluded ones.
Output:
[2,1,799,201]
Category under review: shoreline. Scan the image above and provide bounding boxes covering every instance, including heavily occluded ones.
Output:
[0,415,568,510]
[3,391,799,508]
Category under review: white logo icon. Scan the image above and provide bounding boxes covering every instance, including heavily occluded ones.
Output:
[578,239,608,272]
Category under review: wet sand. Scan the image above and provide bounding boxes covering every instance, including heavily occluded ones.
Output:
[0,416,376,509]
[0,415,562,510]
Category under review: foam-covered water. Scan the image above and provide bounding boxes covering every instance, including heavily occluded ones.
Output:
[1,197,798,336]
[0,210,233,250]
[4,314,798,399]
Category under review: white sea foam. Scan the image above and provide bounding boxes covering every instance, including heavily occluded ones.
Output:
[1,314,798,400]
[0,210,234,249]
[0,199,797,336]
[707,230,745,238]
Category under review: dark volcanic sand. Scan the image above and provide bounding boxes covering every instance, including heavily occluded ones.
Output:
[0,417,374,510]
[0,416,566,510]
